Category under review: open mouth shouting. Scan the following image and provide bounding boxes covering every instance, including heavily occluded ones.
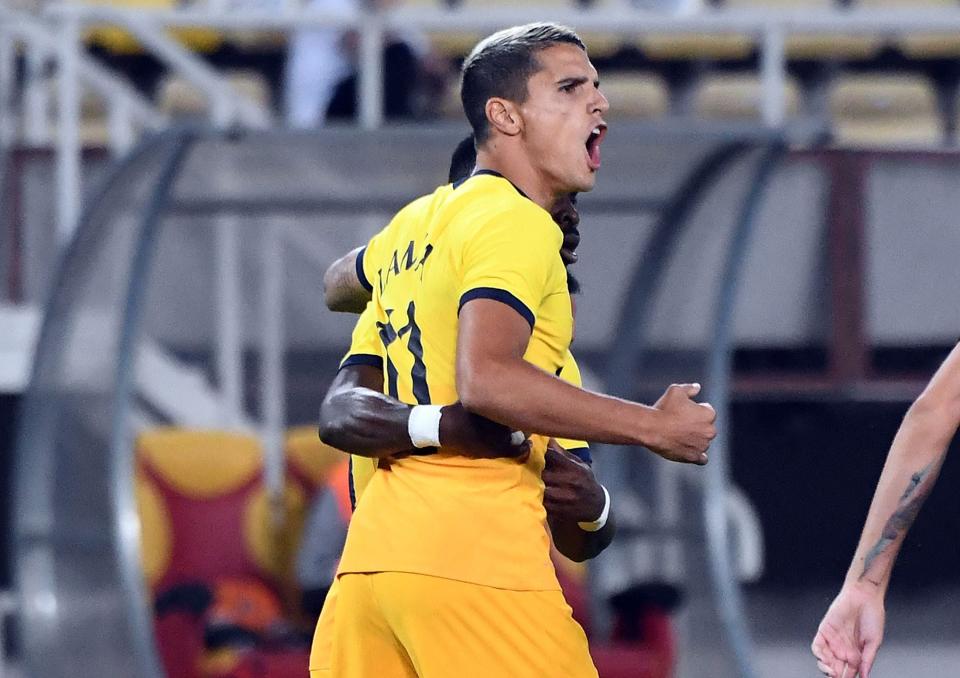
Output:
[585,123,607,172]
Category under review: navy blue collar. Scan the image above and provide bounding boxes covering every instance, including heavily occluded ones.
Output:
[453,169,530,200]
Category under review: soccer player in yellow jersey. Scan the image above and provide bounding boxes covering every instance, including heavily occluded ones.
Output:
[322,136,594,511]
[308,140,608,677]
[324,23,716,677]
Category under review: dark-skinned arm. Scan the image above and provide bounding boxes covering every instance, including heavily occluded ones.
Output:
[543,441,615,562]
[318,363,529,460]
[323,247,371,313]
[456,299,716,464]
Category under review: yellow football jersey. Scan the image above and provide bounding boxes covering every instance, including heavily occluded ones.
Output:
[337,172,578,591]
[337,303,384,511]
[340,323,591,510]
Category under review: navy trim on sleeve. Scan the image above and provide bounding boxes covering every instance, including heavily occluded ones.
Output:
[566,447,593,465]
[355,246,373,292]
[339,353,383,371]
[347,456,357,512]
[458,287,535,330]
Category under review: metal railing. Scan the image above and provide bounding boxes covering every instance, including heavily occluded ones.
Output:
[7,3,960,249]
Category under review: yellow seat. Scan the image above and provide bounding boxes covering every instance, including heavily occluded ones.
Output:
[45,83,113,148]
[858,0,956,6]
[285,425,348,490]
[723,0,882,58]
[898,34,960,59]
[725,0,833,6]
[639,33,755,61]
[693,73,801,119]
[226,30,288,53]
[600,72,669,119]
[784,34,884,60]
[829,74,942,147]
[425,0,579,58]
[158,69,272,117]
[81,0,223,55]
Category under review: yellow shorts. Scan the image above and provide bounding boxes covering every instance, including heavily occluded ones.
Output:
[322,571,597,678]
[308,578,339,676]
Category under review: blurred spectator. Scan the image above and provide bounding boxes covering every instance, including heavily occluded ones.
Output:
[284,0,448,126]
[295,458,352,620]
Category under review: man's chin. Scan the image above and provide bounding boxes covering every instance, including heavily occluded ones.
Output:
[574,172,597,193]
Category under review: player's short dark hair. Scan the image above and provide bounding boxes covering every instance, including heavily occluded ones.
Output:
[448,135,477,183]
[566,271,581,295]
[461,23,586,145]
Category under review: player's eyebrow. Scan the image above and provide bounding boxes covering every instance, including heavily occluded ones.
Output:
[556,75,602,89]
[556,76,589,88]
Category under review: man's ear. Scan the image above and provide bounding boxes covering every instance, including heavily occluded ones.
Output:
[485,97,522,137]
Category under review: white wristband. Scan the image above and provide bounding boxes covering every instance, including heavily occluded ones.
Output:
[408,405,443,448]
[578,485,611,532]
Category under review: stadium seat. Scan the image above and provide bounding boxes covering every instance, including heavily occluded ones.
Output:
[638,33,754,61]
[724,0,834,7]
[896,33,960,59]
[425,0,582,58]
[722,0,884,58]
[136,428,341,677]
[829,74,943,146]
[693,73,802,119]
[285,425,346,495]
[624,0,754,64]
[79,0,223,55]
[898,34,960,59]
[157,75,207,117]
[857,0,957,6]
[158,70,272,118]
[784,35,883,60]
[600,72,670,119]
[44,83,112,148]
[857,1,960,56]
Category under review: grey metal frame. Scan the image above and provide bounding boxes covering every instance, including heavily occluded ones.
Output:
[13,130,191,678]
[109,132,196,678]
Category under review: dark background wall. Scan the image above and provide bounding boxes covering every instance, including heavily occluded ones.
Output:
[733,400,960,590]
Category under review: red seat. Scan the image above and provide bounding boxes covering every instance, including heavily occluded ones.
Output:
[136,428,345,678]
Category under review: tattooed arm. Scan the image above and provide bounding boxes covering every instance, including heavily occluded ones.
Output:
[812,341,960,678]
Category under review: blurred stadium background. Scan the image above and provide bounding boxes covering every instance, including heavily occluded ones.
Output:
[1,0,960,676]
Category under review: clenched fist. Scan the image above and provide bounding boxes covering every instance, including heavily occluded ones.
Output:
[648,383,716,465]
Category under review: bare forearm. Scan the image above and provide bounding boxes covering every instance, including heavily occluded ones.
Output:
[324,247,370,313]
[319,386,414,458]
[550,512,616,563]
[318,365,527,460]
[845,344,960,591]
[460,356,662,446]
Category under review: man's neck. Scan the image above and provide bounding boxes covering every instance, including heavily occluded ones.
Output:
[475,145,555,211]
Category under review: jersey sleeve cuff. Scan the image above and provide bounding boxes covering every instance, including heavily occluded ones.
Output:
[339,353,382,371]
[566,446,593,465]
[458,287,535,330]
[355,247,373,293]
